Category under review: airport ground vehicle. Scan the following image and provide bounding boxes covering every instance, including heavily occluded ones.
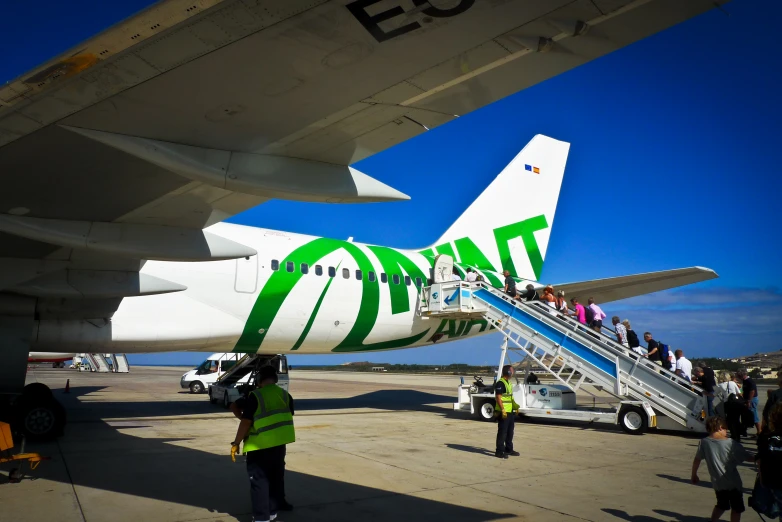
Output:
[180,353,242,394]
[454,344,657,434]
[421,274,706,435]
[208,354,289,408]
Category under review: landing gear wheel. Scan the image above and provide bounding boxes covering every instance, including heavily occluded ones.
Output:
[15,396,66,441]
[475,399,495,421]
[619,405,647,435]
[189,381,204,394]
[223,392,230,409]
[209,389,217,404]
[22,383,54,400]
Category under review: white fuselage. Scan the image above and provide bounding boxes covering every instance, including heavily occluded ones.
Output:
[32,223,500,355]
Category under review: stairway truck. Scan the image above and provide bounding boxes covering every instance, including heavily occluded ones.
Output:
[454,377,657,434]
[208,354,289,408]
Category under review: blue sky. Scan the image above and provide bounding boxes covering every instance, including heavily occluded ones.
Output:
[5,1,780,367]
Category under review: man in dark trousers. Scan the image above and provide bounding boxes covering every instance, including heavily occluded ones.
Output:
[231,365,295,522]
[692,363,716,417]
[494,365,520,459]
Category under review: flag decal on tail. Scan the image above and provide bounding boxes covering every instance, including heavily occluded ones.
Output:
[525,164,540,174]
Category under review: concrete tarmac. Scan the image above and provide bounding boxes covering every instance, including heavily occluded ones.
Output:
[1,366,770,522]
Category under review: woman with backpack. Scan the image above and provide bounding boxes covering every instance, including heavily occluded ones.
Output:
[716,371,743,441]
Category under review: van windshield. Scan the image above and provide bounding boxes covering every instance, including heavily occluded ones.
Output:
[196,359,220,374]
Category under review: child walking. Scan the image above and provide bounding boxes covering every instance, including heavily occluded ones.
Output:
[692,416,753,522]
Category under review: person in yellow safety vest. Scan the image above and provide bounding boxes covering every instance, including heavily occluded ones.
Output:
[231,365,295,522]
[494,364,521,459]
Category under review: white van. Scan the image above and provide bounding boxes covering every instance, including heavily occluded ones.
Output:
[180,353,242,393]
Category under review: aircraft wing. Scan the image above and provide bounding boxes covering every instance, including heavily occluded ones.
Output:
[0,0,724,309]
[554,267,719,305]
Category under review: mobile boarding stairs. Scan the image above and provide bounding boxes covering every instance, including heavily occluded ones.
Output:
[418,280,706,435]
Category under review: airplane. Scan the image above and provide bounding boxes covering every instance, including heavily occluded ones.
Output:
[0,0,726,440]
[28,352,76,367]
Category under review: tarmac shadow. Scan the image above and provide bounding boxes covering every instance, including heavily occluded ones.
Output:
[444,444,495,457]
[656,474,752,495]
[297,390,454,414]
[603,508,706,521]
[27,418,512,522]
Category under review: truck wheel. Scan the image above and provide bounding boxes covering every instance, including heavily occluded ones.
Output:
[223,393,230,409]
[189,381,204,394]
[475,399,495,421]
[619,405,647,435]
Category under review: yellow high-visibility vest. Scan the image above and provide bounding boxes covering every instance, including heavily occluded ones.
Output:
[243,385,295,452]
[495,378,519,412]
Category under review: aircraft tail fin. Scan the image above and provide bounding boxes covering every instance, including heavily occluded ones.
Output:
[421,135,570,281]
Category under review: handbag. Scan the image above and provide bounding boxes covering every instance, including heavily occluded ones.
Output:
[749,475,781,520]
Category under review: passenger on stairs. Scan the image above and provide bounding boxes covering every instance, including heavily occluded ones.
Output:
[503,270,516,297]
[587,298,606,332]
[464,267,478,282]
[542,286,556,308]
[452,267,462,281]
[555,290,568,315]
[522,284,538,301]
[643,333,662,366]
[612,316,629,348]
[693,363,717,417]
[570,298,587,324]
[623,320,645,356]
[675,349,693,383]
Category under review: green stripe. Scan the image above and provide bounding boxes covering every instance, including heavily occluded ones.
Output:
[435,242,456,258]
[291,261,340,350]
[492,215,548,279]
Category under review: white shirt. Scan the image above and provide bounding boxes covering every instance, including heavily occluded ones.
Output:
[465,272,477,282]
[715,381,740,403]
[452,273,461,281]
[675,357,693,381]
[614,323,629,347]
[668,352,676,370]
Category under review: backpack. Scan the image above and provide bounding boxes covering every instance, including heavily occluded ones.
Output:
[763,434,782,489]
[584,305,595,324]
[658,343,671,367]
[749,434,782,518]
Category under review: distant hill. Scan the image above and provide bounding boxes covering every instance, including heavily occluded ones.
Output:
[731,349,782,369]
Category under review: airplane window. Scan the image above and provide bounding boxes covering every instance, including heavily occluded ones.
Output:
[392,274,400,285]
[368,271,376,282]
[356,269,362,280]
[415,277,422,288]
[301,263,309,274]
[404,275,411,286]
[381,273,388,283]
[271,260,279,271]
[342,268,350,279]
[328,267,336,277]
[286,261,294,273]
[315,265,323,276]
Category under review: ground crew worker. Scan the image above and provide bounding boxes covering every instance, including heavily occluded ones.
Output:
[231,365,295,522]
[495,365,521,459]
